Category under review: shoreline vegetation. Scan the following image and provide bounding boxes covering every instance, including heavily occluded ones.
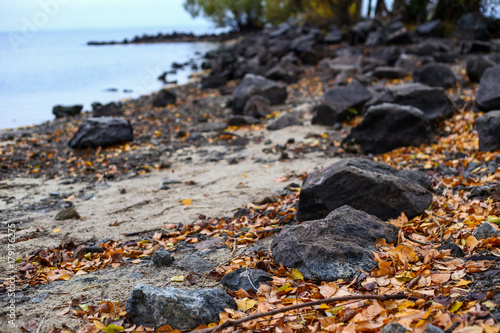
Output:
[1,10,500,333]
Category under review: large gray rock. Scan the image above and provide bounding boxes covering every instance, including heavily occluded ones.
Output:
[271,205,399,282]
[267,112,303,130]
[364,83,455,124]
[243,95,272,118]
[312,80,371,125]
[92,102,123,117]
[177,254,214,274]
[473,223,499,240]
[53,104,83,118]
[413,63,457,89]
[232,74,287,115]
[476,66,500,111]
[68,117,133,149]
[297,158,432,222]
[126,284,236,330]
[343,103,433,154]
[466,55,496,83]
[454,12,490,41]
[476,110,500,151]
[416,19,444,37]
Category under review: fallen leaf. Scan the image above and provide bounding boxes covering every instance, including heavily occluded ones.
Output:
[182,199,192,206]
[236,298,257,311]
[290,268,304,280]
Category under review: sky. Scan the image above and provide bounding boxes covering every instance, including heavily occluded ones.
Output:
[0,0,213,32]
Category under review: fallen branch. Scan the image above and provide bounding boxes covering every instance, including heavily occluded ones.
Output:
[433,213,458,224]
[124,228,163,237]
[194,293,417,333]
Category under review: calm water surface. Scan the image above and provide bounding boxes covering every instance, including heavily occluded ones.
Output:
[0,26,219,129]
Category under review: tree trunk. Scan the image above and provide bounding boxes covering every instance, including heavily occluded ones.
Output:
[367,0,373,17]
[375,0,389,18]
[432,0,481,23]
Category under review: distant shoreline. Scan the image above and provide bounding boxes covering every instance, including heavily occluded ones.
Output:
[87,30,240,46]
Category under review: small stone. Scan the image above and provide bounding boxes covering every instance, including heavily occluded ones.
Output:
[473,223,499,240]
[426,324,445,333]
[55,207,80,220]
[436,242,465,258]
[221,268,273,291]
[152,248,174,267]
[177,254,214,274]
[381,322,408,333]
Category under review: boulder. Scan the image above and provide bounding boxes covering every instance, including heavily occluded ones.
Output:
[311,80,371,125]
[460,40,491,54]
[371,46,401,66]
[351,20,379,44]
[476,65,500,111]
[373,66,408,79]
[413,63,457,89]
[92,102,123,117]
[406,41,449,56]
[232,74,287,115]
[152,89,176,107]
[271,205,399,282]
[296,158,432,221]
[325,29,343,44]
[386,26,412,45]
[416,19,444,37]
[68,117,133,149]
[395,54,427,73]
[265,64,298,84]
[227,115,261,126]
[267,112,303,130]
[126,284,236,330]
[152,248,174,267]
[473,223,499,240]
[55,207,80,220]
[201,72,230,89]
[454,12,490,41]
[243,95,273,118]
[476,110,500,151]
[364,83,455,124]
[221,268,272,292]
[466,55,495,83]
[343,103,433,154]
[52,104,83,118]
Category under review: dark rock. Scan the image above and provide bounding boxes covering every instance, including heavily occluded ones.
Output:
[221,268,272,291]
[325,29,343,44]
[476,110,500,151]
[461,40,491,54]
[126,284,236,330]
[364,83,455,124]
[267,113,303,130]
[227,115,261,126]
[55,207,80,220]
[413,63,457,89]
[152,89,176,107]
[232,74,287,115]
[466,56,495,83]
[271,205,398,282]
[386,26,412,45]
[381,322,408,333]
[455,12,490,41]
[469,183,500,201]
[152,248,174,267]
[437,242,465,258]
[52,105,83,118]
[342,103,433,154]
[243,95,273,118]
[373,66,408,79]
[177,254,214,274]
[416,19,444,37]
[395,54,426,72]
[425,324,445,333]
[297,158,432,221]
[473,223,499,240]
[351,20,380,44]
[371,46,401,66]
[201,72,230,89]
[265,64,298,84]
[476,66,500,111]
[406,41,449,56]
[92,102,122,117]
[68,117,134,149]
[311,80,371,125]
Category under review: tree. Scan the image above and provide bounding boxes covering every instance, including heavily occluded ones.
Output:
[183,0,264,31]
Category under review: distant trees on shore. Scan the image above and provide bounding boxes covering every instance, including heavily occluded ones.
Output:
[183,0,499,32]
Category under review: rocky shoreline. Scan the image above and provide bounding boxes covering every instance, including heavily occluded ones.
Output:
[1,13,500,333]
[87,30,240,46]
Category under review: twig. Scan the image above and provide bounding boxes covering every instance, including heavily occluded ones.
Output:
[432,217,443,243]
[36,310,50,333]
[154,204,180,217]
[230,240,237,258]
[405,235,431,245]
[194,293,417,333]
[433,213,458,224]
[124,228,163,237]
[406,273,422,290]
[108,200,151,215]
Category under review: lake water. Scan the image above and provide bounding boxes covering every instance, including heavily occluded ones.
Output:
[0,26,220,130]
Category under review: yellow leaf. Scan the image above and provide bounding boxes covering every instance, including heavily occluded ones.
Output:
[102,324,125,333]
[278,283,290,292]
[450,301,462,313]
[84,253,92,260]
[290,268,304,280]
[53,228,61,233]
[318,304,329,309]
[79,304,90,312]
[171,275,184,282]
[60,274,71,281]
[242,174,247,178]
[236,298,257,311]
[182,199,192,206]
[483,300,497,310]
[93,320,106,330]
[487,216,500,224]
[455,279,472,287]
[326,306,343,316]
